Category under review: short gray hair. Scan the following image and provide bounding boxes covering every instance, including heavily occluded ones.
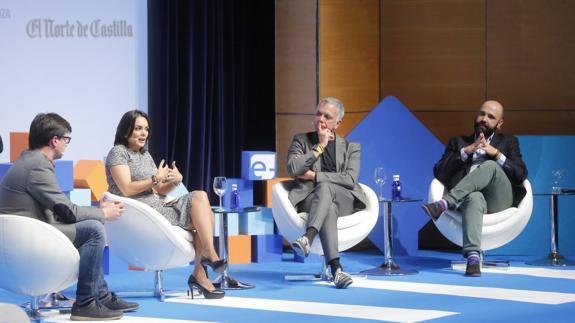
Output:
[317,97,345,121]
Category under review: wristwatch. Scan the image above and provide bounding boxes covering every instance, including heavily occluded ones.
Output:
[312,143,324,154]
[151,175,158,187]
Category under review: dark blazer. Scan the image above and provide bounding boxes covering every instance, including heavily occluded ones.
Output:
[0,150,105,241]
[433,133,528,207]
[286,131,367,209]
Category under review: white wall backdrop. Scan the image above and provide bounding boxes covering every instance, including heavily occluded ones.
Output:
[0,0,147,162]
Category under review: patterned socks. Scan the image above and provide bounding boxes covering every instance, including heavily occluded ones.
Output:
[466,250,480,262]
[436,199,448,212]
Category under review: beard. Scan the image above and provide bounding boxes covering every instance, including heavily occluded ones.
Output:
[474,121,497,138]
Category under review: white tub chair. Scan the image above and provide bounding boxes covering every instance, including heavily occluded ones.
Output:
[0,214,79,322]
[428,179,533,268]
[271,181,379,280]
[103,192,195,301]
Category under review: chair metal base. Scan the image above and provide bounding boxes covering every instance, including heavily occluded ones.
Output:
[284,257,367,282]
[212,272,255,290]
[38,292,73,312]
[115,269,189,301]
[527,253,575,266]
[361,260,419,276]
[21,294,73,323]
[285,272,368,282]
[285,273,325,281]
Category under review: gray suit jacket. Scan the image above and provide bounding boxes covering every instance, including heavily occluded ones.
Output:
[0,150,105,241]
[286,132,367,209]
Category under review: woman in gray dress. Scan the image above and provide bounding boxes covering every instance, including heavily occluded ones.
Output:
[106,110,225,299]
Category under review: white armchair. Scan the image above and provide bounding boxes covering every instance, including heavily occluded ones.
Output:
[428,179,533,266]
[103,192,195,300]
[271,181,379,280]
[0,214,79,321]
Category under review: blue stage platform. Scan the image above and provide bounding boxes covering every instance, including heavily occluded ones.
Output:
[2,250,575,322]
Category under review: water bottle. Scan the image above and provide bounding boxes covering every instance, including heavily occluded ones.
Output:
[230,184,240,210]
[391,175,402,200]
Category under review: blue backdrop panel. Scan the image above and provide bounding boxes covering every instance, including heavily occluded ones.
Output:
[239,207,275,235]
[241,151,277,180]
[54,160,74,192]
[347,96,445,256]
[0,163,11,181]
[69,188,92,206]
[251,234,283,263]
[491,135,575,256]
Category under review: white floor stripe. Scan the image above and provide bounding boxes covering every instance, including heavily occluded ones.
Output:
[451,264,575,280]
[44,311,215,323]
[335,280,575,305]
[166,295,458,322]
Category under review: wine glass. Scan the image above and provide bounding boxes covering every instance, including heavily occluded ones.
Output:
[552,169,565,194]
[374,166,387,201]
[213,176,227,211]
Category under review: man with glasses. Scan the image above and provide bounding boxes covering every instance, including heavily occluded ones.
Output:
[0,113,139,321]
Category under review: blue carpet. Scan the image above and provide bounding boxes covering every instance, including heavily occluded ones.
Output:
[2,250,575,322]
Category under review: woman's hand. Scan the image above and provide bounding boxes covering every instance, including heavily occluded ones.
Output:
[156,159,170,182]
[166,161,183,185]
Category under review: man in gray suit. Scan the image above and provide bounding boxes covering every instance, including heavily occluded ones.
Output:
[0,113,138,321]
[287,97,367,289]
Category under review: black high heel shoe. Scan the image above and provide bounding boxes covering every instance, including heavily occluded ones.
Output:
[188,274,225,299]
[201,257,228,273]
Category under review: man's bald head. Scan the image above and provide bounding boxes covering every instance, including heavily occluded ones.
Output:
[474,100,504,137]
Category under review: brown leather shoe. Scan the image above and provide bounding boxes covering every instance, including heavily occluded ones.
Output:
[421,202,444,221]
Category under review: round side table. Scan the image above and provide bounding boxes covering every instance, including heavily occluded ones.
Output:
[361,197,420,276]
[527,191,575,266]
[212,207,255,289]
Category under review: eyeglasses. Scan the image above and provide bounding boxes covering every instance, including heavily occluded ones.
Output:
[57,135,72,144]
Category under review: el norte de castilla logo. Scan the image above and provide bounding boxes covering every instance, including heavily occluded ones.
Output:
[26,19,133,38]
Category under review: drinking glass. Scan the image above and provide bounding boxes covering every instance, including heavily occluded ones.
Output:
[552,169,565,194]
[374,167,387,201]
[213,176,227,211]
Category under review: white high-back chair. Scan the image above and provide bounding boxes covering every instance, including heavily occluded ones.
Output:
[428,179,533,268]
[0,214,79,322]
[103,192,195,300]
[271,181,379,280]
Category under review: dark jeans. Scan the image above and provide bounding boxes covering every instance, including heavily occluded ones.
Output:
[73,220,109,304]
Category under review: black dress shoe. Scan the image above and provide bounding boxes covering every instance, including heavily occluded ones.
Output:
[188,274,225,299]
[70,298,123,321]
[100,292,139,312]
[201,257,228,273]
